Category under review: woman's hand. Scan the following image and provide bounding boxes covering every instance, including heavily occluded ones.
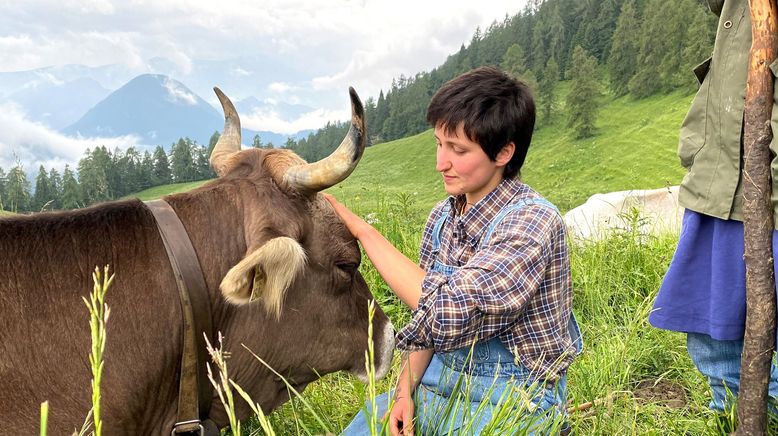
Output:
[323,193,425,308]
[387,395,415,436]
[322,193,371,239]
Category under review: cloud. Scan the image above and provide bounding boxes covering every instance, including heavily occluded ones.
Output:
[268,82,297,93]
[1,0,526,135]
[232,67,252,77]
[0,102,140,172]
[1,1,523,78]
[62,0,115,15]
[163,77,197,105]
[241,107,351,135]
[33,71,65,87]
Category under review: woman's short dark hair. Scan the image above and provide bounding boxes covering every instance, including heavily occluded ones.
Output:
[426,66,536,179]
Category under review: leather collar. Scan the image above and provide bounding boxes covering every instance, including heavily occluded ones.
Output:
[145,199,218,435]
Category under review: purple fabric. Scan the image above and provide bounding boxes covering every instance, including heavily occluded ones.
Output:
[649,209,778,342]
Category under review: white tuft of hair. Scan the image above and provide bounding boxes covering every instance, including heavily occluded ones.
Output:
[220,236,307,319]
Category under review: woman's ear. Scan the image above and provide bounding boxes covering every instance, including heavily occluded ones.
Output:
[496,142,515,167]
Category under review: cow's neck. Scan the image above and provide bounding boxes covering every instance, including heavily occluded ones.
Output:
[163,185,303,426]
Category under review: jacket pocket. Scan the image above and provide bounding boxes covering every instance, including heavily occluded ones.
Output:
[693,56,712,85]
[679,57,714,169]
[706,0,724,16]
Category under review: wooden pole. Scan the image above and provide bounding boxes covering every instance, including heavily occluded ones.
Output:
[736,1,778,434]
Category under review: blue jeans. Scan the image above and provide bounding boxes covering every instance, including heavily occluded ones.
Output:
[341,338,569,435]
[687,332,778,412]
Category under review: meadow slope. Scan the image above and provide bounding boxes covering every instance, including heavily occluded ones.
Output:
[131,88,692,214]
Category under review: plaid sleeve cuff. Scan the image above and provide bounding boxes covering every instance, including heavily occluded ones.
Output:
[394,271,448,351]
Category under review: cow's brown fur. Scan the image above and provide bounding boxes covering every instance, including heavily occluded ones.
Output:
[0,148,393,434]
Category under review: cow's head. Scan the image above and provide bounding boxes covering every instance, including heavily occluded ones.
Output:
[206,87,394,391]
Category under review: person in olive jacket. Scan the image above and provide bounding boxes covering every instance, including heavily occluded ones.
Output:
[649,0,778,415]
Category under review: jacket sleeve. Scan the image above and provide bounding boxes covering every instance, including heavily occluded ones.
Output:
[707,0,724,16]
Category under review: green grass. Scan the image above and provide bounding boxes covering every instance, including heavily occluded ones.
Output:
[332,86,692,214]
[261,201,727,435]
[525,88,691,211]
[127,180,210,201]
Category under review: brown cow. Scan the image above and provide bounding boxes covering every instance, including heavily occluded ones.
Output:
[0,88,394,434]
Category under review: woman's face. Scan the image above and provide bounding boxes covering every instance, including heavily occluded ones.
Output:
[434,123,513,205]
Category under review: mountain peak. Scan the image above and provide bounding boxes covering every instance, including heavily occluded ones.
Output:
[63,73,220,146]
[61,73,304,148]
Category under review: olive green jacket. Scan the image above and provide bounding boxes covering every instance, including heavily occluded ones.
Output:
[678,0,778,227]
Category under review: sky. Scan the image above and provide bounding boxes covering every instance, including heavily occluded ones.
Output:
[0,0,527,172]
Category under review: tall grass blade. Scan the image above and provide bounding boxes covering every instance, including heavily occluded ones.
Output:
[205,332,241,435]
[40,401,48,436]
[241,344,333,434]
[81,265,113,436]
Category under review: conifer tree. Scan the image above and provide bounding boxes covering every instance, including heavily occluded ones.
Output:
[49,168,62,210]
[6,165,31,212]
[546,4,566,69]
[657,0,696,90]
[682,0,717,87]
[531,15,548,74]
[501,44,539,92]
[32,165,53,211]
[567,45,601,138]
[608,0,639,96]
[170,138,195,182]
[580,0,620,64]
[0,167,6,210]
[207,131,220,156]
[628,0,667,97]
[78,149,110,205]
[139,151,154,191]
[121,147,142,196]
[538,57,559,124]
[90,146,116,199]
[364,97,379,145]
[374,91,388,142]
[152,145,171,186]
[252,134,263,148]
[61,165,82,210]
[193,146,212,180]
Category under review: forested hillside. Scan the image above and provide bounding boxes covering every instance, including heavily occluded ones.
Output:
[0,0,716,213]
[284,0,715,157]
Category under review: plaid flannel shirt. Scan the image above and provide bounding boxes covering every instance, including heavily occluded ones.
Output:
[395,178,576,379]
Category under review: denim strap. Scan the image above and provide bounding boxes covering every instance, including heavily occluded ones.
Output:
[479,198,559,249]
[431,202,452,254]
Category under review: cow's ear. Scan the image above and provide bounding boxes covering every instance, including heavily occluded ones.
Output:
[219,237,306,319]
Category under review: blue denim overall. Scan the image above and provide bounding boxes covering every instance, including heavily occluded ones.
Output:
[343,198,582,435]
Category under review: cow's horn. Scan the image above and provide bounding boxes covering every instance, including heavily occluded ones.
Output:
[210,87,242,177]
[283,87,365,192]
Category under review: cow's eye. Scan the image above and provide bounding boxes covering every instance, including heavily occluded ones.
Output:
[335,262,358,276]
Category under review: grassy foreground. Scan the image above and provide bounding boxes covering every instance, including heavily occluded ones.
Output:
[255,192,733,435]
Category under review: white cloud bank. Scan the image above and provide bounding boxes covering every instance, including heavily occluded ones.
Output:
[0,103,140,172]
[241,107,352,136]
[1,1,525,97]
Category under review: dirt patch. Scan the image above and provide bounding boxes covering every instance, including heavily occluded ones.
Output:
[633,378,688,409]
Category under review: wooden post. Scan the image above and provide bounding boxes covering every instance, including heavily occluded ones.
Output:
[736,1,778,434]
